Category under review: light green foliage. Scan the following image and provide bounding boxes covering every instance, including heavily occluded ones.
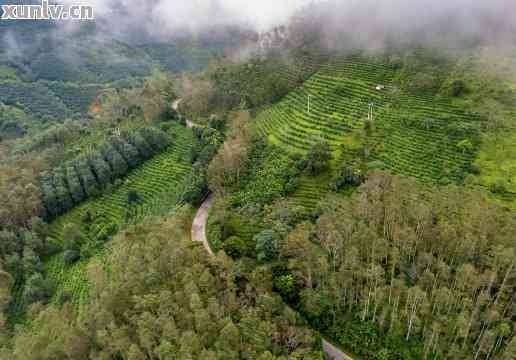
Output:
[255,54,481,184]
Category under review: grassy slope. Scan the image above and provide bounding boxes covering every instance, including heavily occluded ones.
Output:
[255,55,480,189]
[10,123,194,321]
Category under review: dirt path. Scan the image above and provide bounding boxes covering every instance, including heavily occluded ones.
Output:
[172,98,195,129]
[190,196,353,360]
[191,194,214,255]
[323,339,354,360]
[185,106,354,360]
[172,98,183,111]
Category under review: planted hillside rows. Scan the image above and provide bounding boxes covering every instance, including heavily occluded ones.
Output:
[255,56,479,183]
[47,125,193,242]
[0,80,70,121]
[40,126,172,219]
[26,124,195,309]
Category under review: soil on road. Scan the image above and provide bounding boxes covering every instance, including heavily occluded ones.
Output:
[191,194,214,255]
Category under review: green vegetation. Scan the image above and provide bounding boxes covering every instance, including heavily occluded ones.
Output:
[2,8,516,359]
[277,173,516,359]
[201,48,516,359]
[6,123,194,323]
[256,54,481,184]
[180,50,328,117]
[39,126,172,219]
[3,215,323,359]
[0,81,70,122]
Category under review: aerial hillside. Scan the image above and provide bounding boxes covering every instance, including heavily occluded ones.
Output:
[257,54,477,181]
[1,1,516,359]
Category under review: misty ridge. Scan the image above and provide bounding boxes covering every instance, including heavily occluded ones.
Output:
[57,0,516,48]
[3,0,516,46]
[1,0,515,79]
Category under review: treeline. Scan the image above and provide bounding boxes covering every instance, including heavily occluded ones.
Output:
[269,173,516,359]
[180,50,324,117]
[1,215,323,359]
[40,126,171,219]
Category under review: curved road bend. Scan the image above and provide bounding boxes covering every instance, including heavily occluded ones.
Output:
[191,196,353,360]
[191,194,214,256]
[181,96,353,360]
[172,98,195,129]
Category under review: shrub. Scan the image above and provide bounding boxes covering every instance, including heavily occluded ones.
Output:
[332,166,364,190]
[23,273,54,304]
[255,229,282,262]
[127,190,142,205]
[64,249,81,266]
[306,140,332,175]
[274,274,298,303]
[449,79,468,97]
[223,236,247,259]
[490,181,507,194]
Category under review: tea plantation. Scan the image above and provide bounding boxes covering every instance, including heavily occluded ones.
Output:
[255,55,481,186]
[9,123,194,321]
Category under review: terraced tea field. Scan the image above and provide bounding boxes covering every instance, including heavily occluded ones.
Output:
[256,55,480,184]
[10,123,194,322]
[290,173,333,211]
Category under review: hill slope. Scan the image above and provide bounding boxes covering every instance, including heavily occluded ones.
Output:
[255,54,481,185]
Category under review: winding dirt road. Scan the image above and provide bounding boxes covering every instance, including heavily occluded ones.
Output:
[172,98,195,129]
[190,196,354,360]
[191,194,214,256]
[182,97,354,360]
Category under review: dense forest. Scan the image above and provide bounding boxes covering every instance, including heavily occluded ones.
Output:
[1,214,323,359]
[1,1,515,359]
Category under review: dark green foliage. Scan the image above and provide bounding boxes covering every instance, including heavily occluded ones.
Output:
[88,154,112,188]
[78,159,100,198]
[0,80,69,121]
[45,81,102,115]
[22,273,54,305]
[254,229,282,262]
[0,103,28,140]
[407,72,440,95]
[208,114,226,132]
[40,172,60,218]
[306,140,332,175]
[40,126,173,220]
[139,127,171,152]
[274,273,298,303]
[181,167,209,206]
[63,250,81,266]
[230,140,300,209]
[449,79,468,97]
[332,166,365,190]
[127,190,142,205]
[5,217,321,358]
[112,138,140,168]
[62,223,85,265]
[127,132,155,159]
[101,143,129,179]
[489,180,507,194]
[223,235,248,258]
[65,166,86,204]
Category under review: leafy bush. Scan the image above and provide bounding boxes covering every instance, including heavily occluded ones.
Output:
[254,229,283,262]
[490,180,507,194]
[223,235,248,258]
[306,140,332,175]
